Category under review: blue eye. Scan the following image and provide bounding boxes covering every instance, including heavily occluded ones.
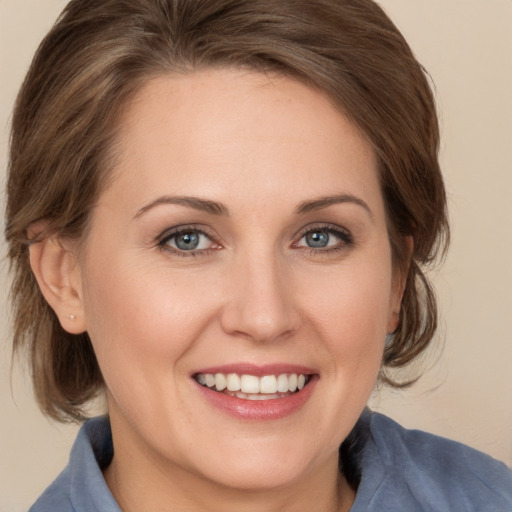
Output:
[305,231,330,248]
[160,228,214,253]
[175,232,200,250]
[296,226,352,251]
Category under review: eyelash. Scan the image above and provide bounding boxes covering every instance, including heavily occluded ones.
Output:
[293,225,354,255]
[156,224,353,257]
[157,225,220,257]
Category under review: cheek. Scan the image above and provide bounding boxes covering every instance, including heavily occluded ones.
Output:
[80,255,217,391]
[298,257,393,369]
[309,265,392,321]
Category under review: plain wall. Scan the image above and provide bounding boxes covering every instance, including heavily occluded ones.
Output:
[1,0,511,509]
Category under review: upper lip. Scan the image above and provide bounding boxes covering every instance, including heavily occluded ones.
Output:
[192,363,317,377]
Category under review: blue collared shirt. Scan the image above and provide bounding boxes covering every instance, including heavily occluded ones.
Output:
[30,411,512,511]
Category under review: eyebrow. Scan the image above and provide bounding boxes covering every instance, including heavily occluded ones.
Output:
[134,196,230,219]
[134,193,372,220]
[295,194,374,220]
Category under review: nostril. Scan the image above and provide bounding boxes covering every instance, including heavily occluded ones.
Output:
[219,258,301,342]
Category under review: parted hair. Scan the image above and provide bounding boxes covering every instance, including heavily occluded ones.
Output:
[5,0,449,422]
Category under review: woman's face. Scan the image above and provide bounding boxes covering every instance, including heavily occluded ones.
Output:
[74,69,402,495]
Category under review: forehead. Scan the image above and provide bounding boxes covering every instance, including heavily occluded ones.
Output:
[101,68,381,217]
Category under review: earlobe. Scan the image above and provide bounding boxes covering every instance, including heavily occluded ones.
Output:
[386,310,400,335]
[28,227,86,334]
[387,235,414,334]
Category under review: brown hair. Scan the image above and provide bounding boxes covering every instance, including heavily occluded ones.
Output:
[5,0,449,422]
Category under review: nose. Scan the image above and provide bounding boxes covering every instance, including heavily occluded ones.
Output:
[219,249,301,343]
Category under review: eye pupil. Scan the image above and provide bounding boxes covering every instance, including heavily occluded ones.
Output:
[176,232,199,250]
[306,231,329,248]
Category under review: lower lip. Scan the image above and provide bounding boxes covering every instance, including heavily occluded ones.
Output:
[195,376,318,421]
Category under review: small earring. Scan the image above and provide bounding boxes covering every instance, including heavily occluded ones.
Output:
[66,314,76,320]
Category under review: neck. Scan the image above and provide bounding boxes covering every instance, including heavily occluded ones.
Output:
[104,443,355,512]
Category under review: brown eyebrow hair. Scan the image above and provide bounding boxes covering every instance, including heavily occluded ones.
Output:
[134,195,230,219]
[295,194,374,220]
[134,193,373,220]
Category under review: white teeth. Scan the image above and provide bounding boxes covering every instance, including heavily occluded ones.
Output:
[277,374,289,393]
[241,374,260,394]
[259,375,277,394]
[226,373,241,392]
[215,373,227,391]
[236,391,287,401]
[196,372,310,396]
[288,374,298,392]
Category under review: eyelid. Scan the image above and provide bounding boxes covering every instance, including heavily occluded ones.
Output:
[293,223,351,240]
[292,223,354,251]
[155,222,353,256]
[157,224,222,255]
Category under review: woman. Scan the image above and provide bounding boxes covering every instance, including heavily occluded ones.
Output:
[5,0,511,510]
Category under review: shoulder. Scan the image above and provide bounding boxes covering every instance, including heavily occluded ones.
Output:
[29,416,120,512]
[361,411,512,511]
[29,468,73,512]
[29,474,73,512]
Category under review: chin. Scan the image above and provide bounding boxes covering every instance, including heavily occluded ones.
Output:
[199,462,310,492]
[183,435,334,493]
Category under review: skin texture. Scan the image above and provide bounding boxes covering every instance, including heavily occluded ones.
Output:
[30,69,403,511]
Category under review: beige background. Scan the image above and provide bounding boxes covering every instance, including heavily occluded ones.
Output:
[1,0,511,509]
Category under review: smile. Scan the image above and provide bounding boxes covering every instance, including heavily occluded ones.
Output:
[194,373,311,401]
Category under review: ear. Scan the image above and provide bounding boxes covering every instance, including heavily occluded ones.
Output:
[386,236,413,334]
[28,223,87,334]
